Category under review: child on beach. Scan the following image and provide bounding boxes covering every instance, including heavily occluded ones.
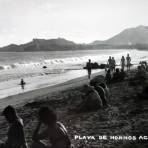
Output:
[31,106,71,148]
[0,105,28,148]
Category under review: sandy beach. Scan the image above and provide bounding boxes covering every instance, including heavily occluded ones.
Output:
[0,70,105,109]
[0,67,148,148]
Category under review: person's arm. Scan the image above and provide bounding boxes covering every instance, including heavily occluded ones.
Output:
[32,122,48,141]
[32,121,41,141]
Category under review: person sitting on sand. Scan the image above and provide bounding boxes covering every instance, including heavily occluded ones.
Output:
[90,82,108,107]
[112,68,121,82]
[0,105,28,148]
[105,69,111,84]
[76,85,103,112]
[31,106,71,148]
[99,83,110,101]
[119,69,126,81]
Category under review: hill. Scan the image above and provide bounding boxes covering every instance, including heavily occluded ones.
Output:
[92,25,148,49]
[0,38,84,52]
[0,25,148,51]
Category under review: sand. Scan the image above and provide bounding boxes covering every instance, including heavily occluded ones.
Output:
[0,71,105,109]
[0,68,148,148]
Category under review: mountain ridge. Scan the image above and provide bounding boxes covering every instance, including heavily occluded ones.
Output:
[0,25,148,51]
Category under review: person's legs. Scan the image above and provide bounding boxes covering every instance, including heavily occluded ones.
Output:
[88,70,91,79]
[0,142,6,148]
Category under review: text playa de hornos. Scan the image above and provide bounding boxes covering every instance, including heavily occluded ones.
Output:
[74,135,148,141]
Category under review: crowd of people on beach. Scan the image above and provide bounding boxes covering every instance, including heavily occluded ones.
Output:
[85,53,132,80]
[1,53,148,148]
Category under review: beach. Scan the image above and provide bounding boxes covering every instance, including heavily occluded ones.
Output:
[0,68,148,147]
[0,49,147,99]
[0,70,105,109]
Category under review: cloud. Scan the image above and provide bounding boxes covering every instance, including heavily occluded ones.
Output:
[0,0,148,46]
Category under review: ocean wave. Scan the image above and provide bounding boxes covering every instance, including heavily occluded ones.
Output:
[0,56,88,71]
[0,50,147,71]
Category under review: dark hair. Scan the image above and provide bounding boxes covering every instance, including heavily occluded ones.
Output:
[99,82,106,89]
[107,69,110,73]
[2,105,16,116]
[39,106,57,124]
[116,68,119,73]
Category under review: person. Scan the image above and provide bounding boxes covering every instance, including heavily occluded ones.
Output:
[86,59,92,79]
[0,105,28,148]
[107,56,112,70]
[126,54,131,71]
[31,106,71,148]
[119,69,126,81]
[112,68,120,82]
[111,57,116,71]
[135,66,147,88]
[99,83,110,101]
[75,85,103,112]
[105,69,111,84]
[90,83,108,106]
[146,62,148,71]
[20,79,26,90]
[121,56,125,71]
[140,85,148,99]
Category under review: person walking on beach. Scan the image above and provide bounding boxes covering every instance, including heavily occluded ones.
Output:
[121,56,125,71]
[0,105,28,148]
[107,56,112,70]
[86,59,92,79]
[31,106,71,148]
[126,53,131,71]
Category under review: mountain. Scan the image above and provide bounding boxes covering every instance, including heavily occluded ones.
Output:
[0,38,81,52]
[0,25,148,51]
[92,25,148,48]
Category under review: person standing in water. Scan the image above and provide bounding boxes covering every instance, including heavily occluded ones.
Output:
[121,56,125,71]
[20,79,26,90]
[86,59,92,79]
[126,54,131,71]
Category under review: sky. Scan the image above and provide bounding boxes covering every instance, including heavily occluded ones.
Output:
[0,0,148,47]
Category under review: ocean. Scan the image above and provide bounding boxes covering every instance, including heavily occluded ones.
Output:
[0,49,147,99]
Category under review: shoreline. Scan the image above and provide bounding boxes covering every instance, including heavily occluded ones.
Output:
[0,70,105,109]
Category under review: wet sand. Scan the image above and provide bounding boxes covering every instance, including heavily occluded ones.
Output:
[0,69,148,147]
